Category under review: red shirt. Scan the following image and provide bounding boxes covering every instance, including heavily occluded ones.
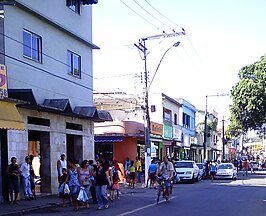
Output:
[243,161,248,169]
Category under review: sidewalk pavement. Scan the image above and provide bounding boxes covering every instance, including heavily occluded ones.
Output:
[0,183,145,216]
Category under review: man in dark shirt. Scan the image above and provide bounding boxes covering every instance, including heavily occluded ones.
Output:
[6,157,21,204]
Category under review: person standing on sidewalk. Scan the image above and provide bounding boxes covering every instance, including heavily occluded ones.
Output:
[6,157,21,204]
[20,156,35,200]
[243,159,249,176]
[57,154,67,183]
[136,157,142,183]
[65,160,81,211]
[95,159,111,210]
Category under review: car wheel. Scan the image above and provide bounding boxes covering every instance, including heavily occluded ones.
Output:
[190,176,195,184]
[195,175,199,182]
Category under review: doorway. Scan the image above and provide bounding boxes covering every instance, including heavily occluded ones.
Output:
[28,130,51,195]
[66,134,83,164]
[0,129,8,202]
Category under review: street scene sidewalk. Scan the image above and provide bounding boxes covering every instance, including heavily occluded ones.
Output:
[0,183,145,216]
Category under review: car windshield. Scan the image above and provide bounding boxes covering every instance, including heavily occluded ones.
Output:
[175,162,193,168]
[218,164,233,169]
[196,163,203,169]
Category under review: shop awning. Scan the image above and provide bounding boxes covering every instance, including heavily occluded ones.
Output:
[94,136,123,143]
[0,100,25,130]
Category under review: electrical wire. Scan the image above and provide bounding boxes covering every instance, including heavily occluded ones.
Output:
[132,0,172,30]
[0,32,93,79]
[119,0,160,30]
[1,52,142,107]
[144,0,184,30]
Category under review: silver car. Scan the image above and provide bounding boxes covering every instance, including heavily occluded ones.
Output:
[215,163,237,180]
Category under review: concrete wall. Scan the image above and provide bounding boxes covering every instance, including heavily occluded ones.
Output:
[8,107,94,194]
[114,137,137,164]
[4,2,93,107]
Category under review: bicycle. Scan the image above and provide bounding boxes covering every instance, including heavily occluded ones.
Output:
[156,177,170,205]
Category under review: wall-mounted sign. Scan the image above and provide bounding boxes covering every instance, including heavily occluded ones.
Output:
[164,124,173,139]
[151,121,163,136]
[0,64,8,97]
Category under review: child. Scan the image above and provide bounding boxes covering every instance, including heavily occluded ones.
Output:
[59,168,69,207]
[111,169,120,200]
[129,160,135,189]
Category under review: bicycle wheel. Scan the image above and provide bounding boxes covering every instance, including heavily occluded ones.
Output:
[165,187,169,203]
[157,185,161,205]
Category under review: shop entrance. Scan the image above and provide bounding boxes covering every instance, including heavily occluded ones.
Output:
[95,142,113,162]
[0,129,8,202]
[28,130,51,195]
[66,134,83,164]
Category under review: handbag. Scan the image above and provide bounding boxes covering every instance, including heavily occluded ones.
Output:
[58,183,65,193]
[77,187,89,202]
[83,179,90,186]
[64,183,70,194]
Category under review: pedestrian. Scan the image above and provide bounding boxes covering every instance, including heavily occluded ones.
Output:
[59,168,70,207]
[65,160,81,211]
[6,157,20,204]
[20,156,35,200]
[129,160,136,189]
[88,160,97,204]
[250,160,255,173]
[95,159,111,210]
[136,157,142,183]
[57,154,67,183]
[210,160,217,182]
[80,160,92,209]
[243,160,249,176]
[29,155,36,198]
[124,157,131,186]
[147,160,157,189]
[110,160,120,200]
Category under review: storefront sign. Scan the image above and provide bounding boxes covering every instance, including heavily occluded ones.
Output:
[173,126,182,141]
[164,124,173,139]
[0,64,8,97]
[151,121,163,135]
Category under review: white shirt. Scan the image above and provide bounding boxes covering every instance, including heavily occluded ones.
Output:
[21,162,30,178]
[160,161,174,179]
[58,159,67,176]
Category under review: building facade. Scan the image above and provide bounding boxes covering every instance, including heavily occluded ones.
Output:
[0,0,110,202]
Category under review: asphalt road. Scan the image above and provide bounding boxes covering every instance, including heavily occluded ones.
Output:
[24,172,266,216]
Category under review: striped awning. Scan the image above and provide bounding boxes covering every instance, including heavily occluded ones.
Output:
[94,136,123,143]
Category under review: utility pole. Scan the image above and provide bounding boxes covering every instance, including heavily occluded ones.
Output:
[134,30,186,184]
[222,117,225,161]
[203,93,229,162]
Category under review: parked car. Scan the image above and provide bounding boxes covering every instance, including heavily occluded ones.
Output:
[214,163,237,180]
[175,161,199,183]
[196,163,205,180]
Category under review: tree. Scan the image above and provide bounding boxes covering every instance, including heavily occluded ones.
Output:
[229,54,266,133]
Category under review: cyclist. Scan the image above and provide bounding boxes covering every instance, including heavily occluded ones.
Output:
[157,156,174,200]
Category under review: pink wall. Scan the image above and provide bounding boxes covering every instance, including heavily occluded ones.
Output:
[114,137,137,164]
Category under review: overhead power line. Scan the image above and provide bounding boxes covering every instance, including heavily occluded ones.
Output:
[132,0,172,30]
[0,52,142,107]
[119,0,160,30]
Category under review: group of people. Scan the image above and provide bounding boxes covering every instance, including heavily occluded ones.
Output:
[7,155,37,205]
[123,157,143,188]
[56,154,123,211]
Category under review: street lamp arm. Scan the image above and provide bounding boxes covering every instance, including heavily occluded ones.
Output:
[147,41,180,92]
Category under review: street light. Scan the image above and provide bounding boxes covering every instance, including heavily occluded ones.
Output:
[138,41,181,184]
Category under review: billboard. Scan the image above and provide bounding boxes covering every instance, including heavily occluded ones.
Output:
[0,64,8,97]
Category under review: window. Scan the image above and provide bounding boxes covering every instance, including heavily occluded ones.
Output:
[28,116,50,126]
[163,107,172,122]
[66,0,80,14]
[182,113,190,128]
[23,29,42,62]
[174,113,177,125]
[67,50,81,77]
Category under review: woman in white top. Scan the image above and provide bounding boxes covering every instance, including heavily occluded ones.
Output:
[57,154,67,182]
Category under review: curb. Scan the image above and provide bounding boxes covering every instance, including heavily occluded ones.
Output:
[0,203,61,216]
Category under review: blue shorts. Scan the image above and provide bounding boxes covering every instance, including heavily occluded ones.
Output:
[158,177,171,189]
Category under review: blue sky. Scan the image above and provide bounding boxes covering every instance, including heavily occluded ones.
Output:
[92,0,266,119]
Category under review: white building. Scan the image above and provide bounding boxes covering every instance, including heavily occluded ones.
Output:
[0,0,110,202]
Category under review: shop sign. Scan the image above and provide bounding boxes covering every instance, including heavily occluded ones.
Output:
[0,64,8,97]
[164,124,173,139]
[173,126,182,141]
[150,121,163,136]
